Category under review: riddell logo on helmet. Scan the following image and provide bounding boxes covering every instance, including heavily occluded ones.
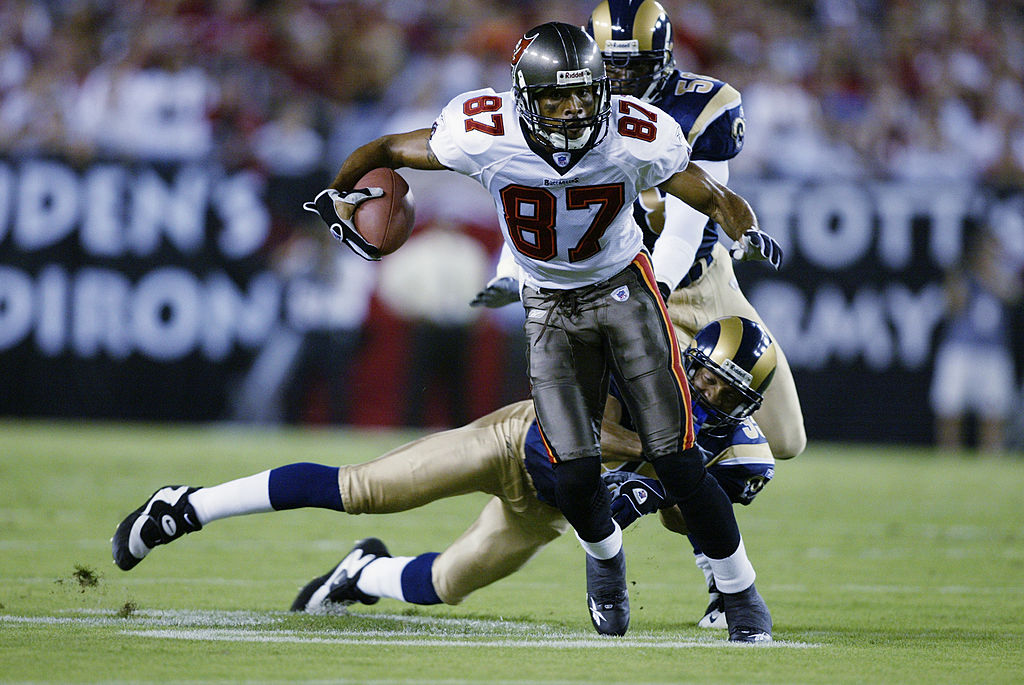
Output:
[603,39,640,55]
[721,358,754,386]
[556,69,592,85]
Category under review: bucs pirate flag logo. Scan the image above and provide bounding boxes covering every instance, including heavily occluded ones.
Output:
[511,33,537,66]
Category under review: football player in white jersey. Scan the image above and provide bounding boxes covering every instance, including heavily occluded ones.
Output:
[302,22,778,641]
[476,1,805,461]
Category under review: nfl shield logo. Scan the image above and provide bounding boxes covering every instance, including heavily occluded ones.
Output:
[553,152,571,167]
[611,286,629,302]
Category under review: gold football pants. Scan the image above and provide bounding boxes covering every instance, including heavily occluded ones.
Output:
[336,400,569,604]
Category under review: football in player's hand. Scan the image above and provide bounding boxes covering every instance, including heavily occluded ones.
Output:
[352,168,415,256]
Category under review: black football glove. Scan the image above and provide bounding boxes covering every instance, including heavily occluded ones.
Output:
[303,188,384,261]
[470,276,520,308]
[730,229,783,270]
[603,473,670,530]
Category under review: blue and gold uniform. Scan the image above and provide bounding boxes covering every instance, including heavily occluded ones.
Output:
[692,418,774,506]
[524,409,773,509]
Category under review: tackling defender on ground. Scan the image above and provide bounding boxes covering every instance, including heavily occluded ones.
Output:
[113,316,778,642]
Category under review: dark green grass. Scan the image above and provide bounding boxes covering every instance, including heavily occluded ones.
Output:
[1,419,1022,683]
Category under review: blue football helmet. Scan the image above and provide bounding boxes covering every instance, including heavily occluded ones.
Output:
[684,316,777,437]
[586,0,676,102]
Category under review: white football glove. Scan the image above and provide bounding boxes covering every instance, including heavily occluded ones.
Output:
[303,187,384,261]
[730,229,783,270]
[470,276,520,308]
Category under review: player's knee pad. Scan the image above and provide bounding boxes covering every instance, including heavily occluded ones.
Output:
[553,456,613,542]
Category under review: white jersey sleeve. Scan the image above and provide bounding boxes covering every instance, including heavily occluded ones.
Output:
[428,88,507,179]
[610,95,692,193]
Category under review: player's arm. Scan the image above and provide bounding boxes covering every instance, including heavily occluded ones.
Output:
[598,395,689,531]
[305,129,447,260]
[598,395,643,462]
[658,505,688,535]
[328,128,448,194]
[651,159,729,291]
[599,395,670,531]
[600,420,644,462]
[659,161,752,241]
[659,162,782,269]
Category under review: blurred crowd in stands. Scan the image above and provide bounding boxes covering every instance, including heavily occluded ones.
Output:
[3,0,1023,444]
[3,0,1024,187]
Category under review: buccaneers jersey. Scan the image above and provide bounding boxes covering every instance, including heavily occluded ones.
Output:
[428,87,691,290]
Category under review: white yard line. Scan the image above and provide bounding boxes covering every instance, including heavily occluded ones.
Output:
[129,627,818,649]
[10,574,1023,595]
[0,611,821,649]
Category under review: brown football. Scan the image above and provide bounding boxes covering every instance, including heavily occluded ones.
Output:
[352,168,415,256]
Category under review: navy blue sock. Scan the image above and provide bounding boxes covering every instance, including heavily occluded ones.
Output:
[688,534,702,556]
[267,462,344,511]
[400,553,442,605]
[652,450,740,559]
[552,456,615,543]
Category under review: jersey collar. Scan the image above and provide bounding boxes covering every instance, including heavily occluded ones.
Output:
[519,119,590,174]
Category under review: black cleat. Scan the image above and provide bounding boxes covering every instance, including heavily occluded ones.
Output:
[729,626,773,643]
[111,486,202,571]
[723,582,773,643]
[291,538,390,613]
[585,548,630,636]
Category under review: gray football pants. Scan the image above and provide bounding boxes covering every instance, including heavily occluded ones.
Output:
[521,253,695,465]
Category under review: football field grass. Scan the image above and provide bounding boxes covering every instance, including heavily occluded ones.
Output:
[1,419,1022,684]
